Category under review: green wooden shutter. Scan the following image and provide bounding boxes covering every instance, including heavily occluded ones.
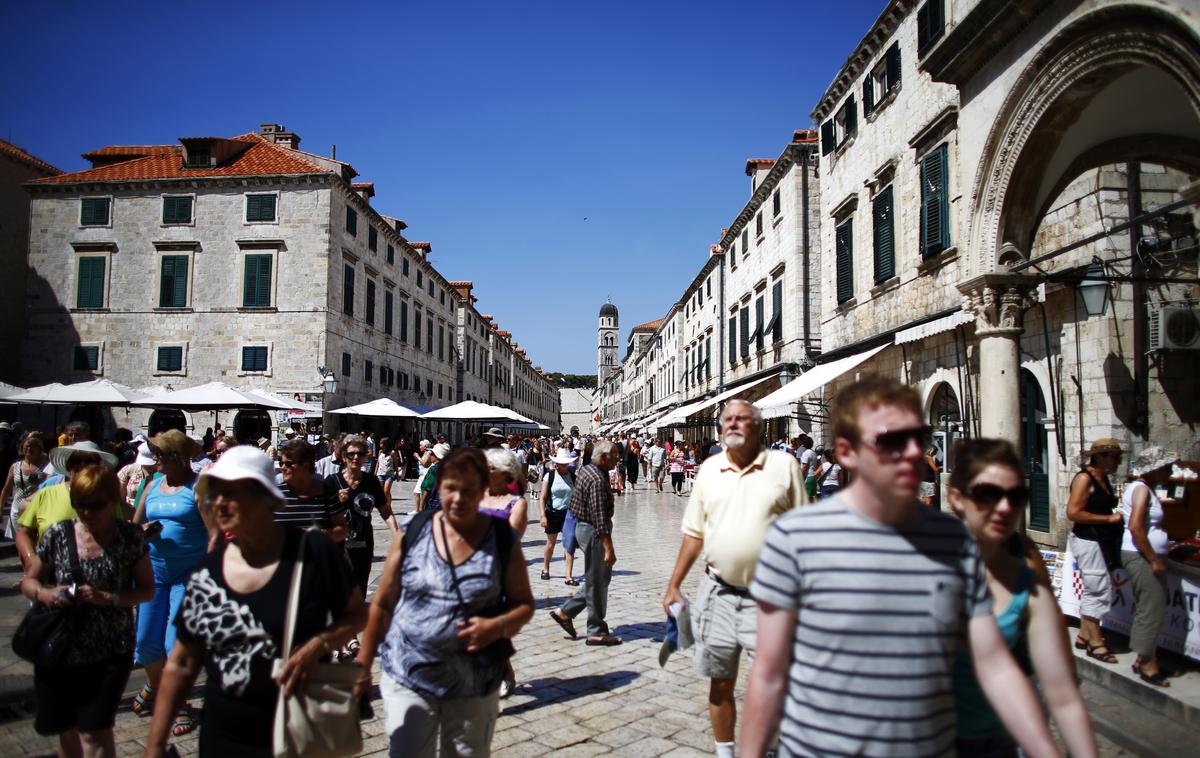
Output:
[343,264,355,315]
[81,198,109,226]
[159,255,189,307]
[771,281,783,343]
[157,346,182,371]
[886,43,901,91]
[739,306,750,358]
[821,121,835,155]
[754,296,765,352]
[844,95,857,138]
[836,218,854,304]
[863,77,875,117]
[242,257,257,306]
[384,292,394,335]
[74,345,99,371]
[243,255,271,307]
[873,186,895,284]
[921,144,949,258]
[163,196,192,224]
[728,315,737,364]
[77,257,105,308]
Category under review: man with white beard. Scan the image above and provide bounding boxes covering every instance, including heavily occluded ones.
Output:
[661,399,807,758]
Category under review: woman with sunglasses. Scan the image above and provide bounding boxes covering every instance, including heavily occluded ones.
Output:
[948,439,1097,757]
[327,434,397,599]
[276,439,346,542]
[1065,438,1125,664]
[22,464,154,758]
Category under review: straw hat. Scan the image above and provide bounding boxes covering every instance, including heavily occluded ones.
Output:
[1082,438,1123,461]
[482,427,505,440]
[196,446,285,506]
[49,441,118,476]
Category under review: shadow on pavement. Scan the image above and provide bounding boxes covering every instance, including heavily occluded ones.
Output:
[500,670,640,716]
[610,622,666,643]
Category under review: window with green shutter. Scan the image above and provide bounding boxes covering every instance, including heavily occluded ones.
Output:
[245,194,276,222]
[343,264,355,316]
[754,296,765,352]
[415,311,422,349]
[74,345,99,371]
[387,245,395,265]
[365,280,376,326]
[368,226,378,251]
[346,207,357,236]
[917,0,945,54]
[241,346,268,372]
[920,143,950,258]
[365,360,373,384]
[80,198,110,226]
[400,301,409,342]
[767,281,783,344]
[384,291,394,335]
[157,346,183,372]
[341,352,351,377]
[159,255,189,308]
[76,256,106,309]
[728,315,737,364]
[773,189,781,218]
[836,218,854,304]
[873,185,895,284]
[162,196,193,224]
[242,254,272,308]
[426,320,434,354]
[739,305,750,359]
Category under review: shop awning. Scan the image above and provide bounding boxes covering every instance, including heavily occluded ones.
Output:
[893,310,974,345]
[755,344,889,420]
[655,372,782,428]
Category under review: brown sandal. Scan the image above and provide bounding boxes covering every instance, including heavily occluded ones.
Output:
[1085,642,1118,664]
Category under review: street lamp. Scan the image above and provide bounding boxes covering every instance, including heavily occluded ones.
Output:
[1078,257,1111,317]
[317,367,338,395]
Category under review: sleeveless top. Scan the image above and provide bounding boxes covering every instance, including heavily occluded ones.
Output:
[380,517,506,699]
[1120,480,1169,556]
[953,563,1035,739]
[1071,471,1121,543]
[376,452,395,478]
[144,475,207,575]
[478,496,520,522]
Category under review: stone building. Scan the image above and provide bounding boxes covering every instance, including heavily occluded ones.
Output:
[559,387,595,435]
[770,0,1200,546]
[22,123,558,438]
[0,140,60,385]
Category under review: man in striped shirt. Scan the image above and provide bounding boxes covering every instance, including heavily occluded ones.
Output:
[742,376,1058,757]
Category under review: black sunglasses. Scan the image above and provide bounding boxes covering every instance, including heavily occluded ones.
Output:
[967,483,1030,509]
[861,425,932,460]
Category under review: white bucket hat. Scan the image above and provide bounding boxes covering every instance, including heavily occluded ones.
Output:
[432,443,452,460]
[196,446,285,506]
[550,449,577,465]
[134,442,157,467]
[49,441,119,476]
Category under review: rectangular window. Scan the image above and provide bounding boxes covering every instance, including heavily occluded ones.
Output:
[864,43,902,117]
[80,197,110,226]
[400,301,409,342]
[387,244,395,265]
[243,254,273,307]
[706,278,712,297]
[769,281,783,344]
[741,229,749,255]
[705,336,712,380]
[917,0,945,54]
[159,255,189,308]
[836,218,854,304]
[754,296,765,352]
[365,280,376,327]
[346,207,358,236]
[428,280,434,297]
[241,346,268,372]
[739,306,750,359]
[184,146,210,168]
[437,384,443,400]
[365,359,373,384]
[873,184,896,283]
[384,291,394,335]
[368,226,378,252]
[773,189,781,218]
[74,345,99,371]
[755,211,763,239]
[342,352,351,377]
[156,346,183,372]
[76,256,106,308]
[920,143,950,258]
[416,271,423,288]
[438,325,445,360]
[343,264,355,316]
[821,96,857,155]
[439,290,445,306]
[426,379,433,397]
[403,258,410,276]
[426,319,434,354]
[415,311,422,349]
[245,194,276,222]
[162,196,193,224]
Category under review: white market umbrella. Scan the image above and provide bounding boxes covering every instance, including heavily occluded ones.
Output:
[328,398,422,418]
[420,400,528,423]
[247,390,319,413]
[131,381,292,410]
[7,379,150,406]
[0,382,25,400]
[5,382,69,403]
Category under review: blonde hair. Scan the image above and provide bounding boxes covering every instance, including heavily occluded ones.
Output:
[70,464,121,510]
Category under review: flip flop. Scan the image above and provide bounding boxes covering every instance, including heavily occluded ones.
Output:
[549,610,577,639]
[585,634,623,647]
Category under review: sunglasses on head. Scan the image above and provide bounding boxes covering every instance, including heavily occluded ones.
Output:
[966,483,1030,509]
[861,425,932,460]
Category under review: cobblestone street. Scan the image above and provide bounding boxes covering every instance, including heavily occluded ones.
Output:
[0,478,1172,756]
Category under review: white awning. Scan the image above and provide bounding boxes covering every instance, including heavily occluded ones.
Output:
[893,311,974,345]
[656,372,782,428]
[755,344,889,419]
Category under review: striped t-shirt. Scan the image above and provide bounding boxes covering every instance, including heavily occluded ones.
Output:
[750,496,991,757]
[275,480,344,530]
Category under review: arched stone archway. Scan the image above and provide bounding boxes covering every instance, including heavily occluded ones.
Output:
[969,6,1200,269]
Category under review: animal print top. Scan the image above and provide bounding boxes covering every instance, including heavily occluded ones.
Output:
[175,529,356,755]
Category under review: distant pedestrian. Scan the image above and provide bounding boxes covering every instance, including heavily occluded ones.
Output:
[645,439,667,492]
[377,436,398,504]
[741,376,1058,757]
[815,447,844,499]
[549,440,621,646]
[795,434,818,500]
[668,443,687,495]
[662,400,805,757]
[625,437,640,489]
[2,433,48,540]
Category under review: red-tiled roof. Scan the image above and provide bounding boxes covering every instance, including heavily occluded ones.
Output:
[497,330,511,338]
[81,145,175,160]
[793,129,818,143]
[632,318,663,331]
[0,139,62,176]
[447,280,473,287]
[351,182,375,197]
[31,133,326,185]
[744,158,776,175]
[409,241,432,252]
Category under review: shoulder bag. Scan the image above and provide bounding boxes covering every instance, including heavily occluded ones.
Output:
[272,530,363,758]
[12,522,83,667]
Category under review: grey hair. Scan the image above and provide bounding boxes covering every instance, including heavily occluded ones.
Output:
[484,447,523,483]
[721,399,763,425]
[593,440,616,460]
[340,434,368,455]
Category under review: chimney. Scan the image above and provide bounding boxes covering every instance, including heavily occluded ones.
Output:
[259,123,301,150]
[351,182,375,204]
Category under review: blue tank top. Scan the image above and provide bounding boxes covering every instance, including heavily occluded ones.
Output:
[144,475,208,573]
[953,563,1035,739]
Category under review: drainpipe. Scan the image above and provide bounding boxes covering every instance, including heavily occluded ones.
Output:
[802,149,813,357]
[1127,162,1148,437]
[718,255,726,392]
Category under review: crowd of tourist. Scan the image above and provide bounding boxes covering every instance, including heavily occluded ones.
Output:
[0,373,1189,756]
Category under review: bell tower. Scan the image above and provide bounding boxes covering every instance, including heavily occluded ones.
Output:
[598,300,619,383]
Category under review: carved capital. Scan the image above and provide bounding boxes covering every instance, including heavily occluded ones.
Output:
[958,272,1039,336]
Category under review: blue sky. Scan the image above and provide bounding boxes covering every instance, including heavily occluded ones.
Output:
[5,0,884,375]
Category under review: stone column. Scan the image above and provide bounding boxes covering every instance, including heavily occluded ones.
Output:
[958,272,1039,444]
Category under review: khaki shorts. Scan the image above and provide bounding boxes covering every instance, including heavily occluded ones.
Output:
[692,573,757,680]
[1069,533,1113,618]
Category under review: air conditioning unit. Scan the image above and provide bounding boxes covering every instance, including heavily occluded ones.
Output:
[1148,303,1200,351]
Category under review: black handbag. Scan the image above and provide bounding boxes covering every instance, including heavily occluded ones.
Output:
[12,523,83,667]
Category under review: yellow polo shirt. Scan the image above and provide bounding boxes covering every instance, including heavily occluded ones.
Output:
[681,448,807,588]
[18,483,126,544]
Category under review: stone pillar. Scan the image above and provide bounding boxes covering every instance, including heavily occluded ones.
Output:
[958,272,1039,444]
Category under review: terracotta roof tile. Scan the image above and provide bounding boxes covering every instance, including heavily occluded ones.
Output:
[744,158,776,175]
[409,241,432,252]
[31,133,326,185]
[0,139,62,176]
[632,318,663,331]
